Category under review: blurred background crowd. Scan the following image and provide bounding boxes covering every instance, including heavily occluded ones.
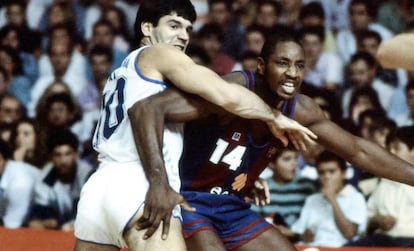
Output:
[0,0,413,248]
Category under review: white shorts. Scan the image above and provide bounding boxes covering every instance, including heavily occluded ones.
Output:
[74,162,181,248]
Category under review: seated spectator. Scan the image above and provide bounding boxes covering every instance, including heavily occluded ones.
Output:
[342,86,385,135]
[342,52,395,118]
[27,129,94,231]
[239,50,260,71]
[356,29,406,88]
[0,94,25,126]
[8,118,44,168]
[290,151,367,247]
[251,145,316,231]
[36,92,83,149]
[0,139,40,228]
[195,23,242,75]
[300,25,343,94]
[30,33,88,117]
[0,25,39,83]
[0,45,32,108]
[244,24,267,55]
[298,1,336,53]
[101,5,131,53]
[336,0,393,66]
[346,126,414,247]
[87,19,128,73]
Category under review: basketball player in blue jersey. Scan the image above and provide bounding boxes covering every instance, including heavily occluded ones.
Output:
[73,1,316,251]
[134,34,414,251]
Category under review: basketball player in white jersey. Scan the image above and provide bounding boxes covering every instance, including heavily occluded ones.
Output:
[74,1,316,250]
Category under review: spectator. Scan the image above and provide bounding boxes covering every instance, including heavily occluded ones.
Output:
[1,1,42,57]
[29,33,89,117]
[195,23,242,75]
[206,0,245,60]
[251,145,316,231]
[27,129,94,231]
[336,0,394,65]
[298,1,336,53]
[291,151,367,247]
[0,25,39,83]
[244,24,267,55]
[278,0,303,29]
[0,138,40,228]
[343,86,385,134]
[254,0,281,32]
[342,52,395,118]
[0,94,25,126]
[346,126,414,247]
[376,0,413,34]
[299,25,343,94]
[9,118,43,168]
[0,46,32,108]
[356,29,408,89]
[36,92,83,148]
[319,0,352,34]
[88,19,128,73]
[239,50,260,71]
[101,5,131,53]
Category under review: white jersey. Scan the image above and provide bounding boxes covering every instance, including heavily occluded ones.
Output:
[92,46,183,192]
[76,47,183,246]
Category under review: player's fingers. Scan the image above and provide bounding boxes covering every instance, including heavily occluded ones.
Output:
[180,200,196,212]
[289,132,300,150]
[296,124,317,140]
[143,217,161,239]
[161,213,171,240]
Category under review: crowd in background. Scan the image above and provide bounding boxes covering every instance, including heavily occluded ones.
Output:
[0,0,413,248]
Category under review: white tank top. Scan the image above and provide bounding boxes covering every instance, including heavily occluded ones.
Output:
[92,46,183,191]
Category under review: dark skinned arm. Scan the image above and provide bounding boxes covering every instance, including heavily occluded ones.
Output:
[294,94,414,186]
[128,88,216,240]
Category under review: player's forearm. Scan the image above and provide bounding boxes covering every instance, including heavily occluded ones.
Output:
[158,47,277,123]
[376,33,414,70]
[349,138,414,186]
[128,101,168,186]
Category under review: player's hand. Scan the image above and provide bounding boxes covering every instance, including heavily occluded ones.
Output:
[136,184,195,240]
[267,111,317,151]
[250,179,270,206]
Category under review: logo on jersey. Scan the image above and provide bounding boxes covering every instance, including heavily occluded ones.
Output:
[232,173,247,191]
[231,132,242,141]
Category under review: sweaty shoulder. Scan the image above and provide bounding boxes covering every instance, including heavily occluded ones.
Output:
[293,94,326,126]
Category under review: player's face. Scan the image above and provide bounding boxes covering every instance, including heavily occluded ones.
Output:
[150,13,193,51]
[271,150,298,183]
[258,41,305,99]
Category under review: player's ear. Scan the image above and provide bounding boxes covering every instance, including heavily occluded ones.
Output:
[257,57,265,75]
[141,22,153,37]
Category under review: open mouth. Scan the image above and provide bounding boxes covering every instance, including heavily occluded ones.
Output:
[174,45,185,51]
[281,82,295,94]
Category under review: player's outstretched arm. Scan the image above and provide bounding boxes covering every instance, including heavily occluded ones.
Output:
[295,95,414,186]
[139,44,316,147]
[376,33,414,70]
